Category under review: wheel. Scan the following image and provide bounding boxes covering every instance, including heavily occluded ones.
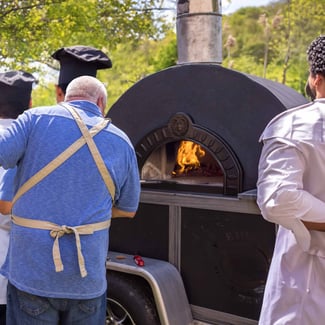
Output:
[106,271,160,325]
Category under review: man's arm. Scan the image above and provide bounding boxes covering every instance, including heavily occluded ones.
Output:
[112,206,136,218]
[258,139,325,235]
[303,221,325,231]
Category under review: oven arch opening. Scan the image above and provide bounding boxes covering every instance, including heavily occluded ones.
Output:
[135,113,243,195]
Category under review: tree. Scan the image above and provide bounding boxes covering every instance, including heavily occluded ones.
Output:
[102,39,159,110]
[258,10,282,78]
[221,0,324,94]
[6,1,324,107]
[278,0,325,91]
[0,0,172,70]
[224,34,236,68]
[151,30,177,71]
[0,0,175,107]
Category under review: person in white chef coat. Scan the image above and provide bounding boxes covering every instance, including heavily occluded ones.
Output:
[257,35,325,325]
[0,70,35,324]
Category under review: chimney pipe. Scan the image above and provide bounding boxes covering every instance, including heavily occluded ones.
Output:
[176,0,222,64]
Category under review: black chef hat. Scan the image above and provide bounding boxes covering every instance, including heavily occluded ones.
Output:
[51,45,112,92]
[0,70,36,119]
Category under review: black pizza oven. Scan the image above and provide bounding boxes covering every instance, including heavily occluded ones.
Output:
[107,63,306,195]
[105,1,308,324]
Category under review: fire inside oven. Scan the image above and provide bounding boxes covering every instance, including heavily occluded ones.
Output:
[136,113,242,195]
[141,140,223,185]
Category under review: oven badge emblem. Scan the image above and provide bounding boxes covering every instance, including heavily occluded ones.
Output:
[169,113,191,137]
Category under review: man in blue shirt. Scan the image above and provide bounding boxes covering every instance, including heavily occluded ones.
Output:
[0,75,140,324]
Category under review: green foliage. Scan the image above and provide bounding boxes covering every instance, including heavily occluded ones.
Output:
[102,39,159,111]
[32,83,57,107]
[223,55,264,76]
[0,0,169,69]
[101,30,177,112]
[151,30,177,71]
[0,0,324,109]
[0,0,173,109]
[222,0,324,92]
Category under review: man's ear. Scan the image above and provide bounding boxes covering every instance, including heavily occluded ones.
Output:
[28,98,32,109]
[55,85,65,103]
[314,74,324,87]
[97,96,106,115]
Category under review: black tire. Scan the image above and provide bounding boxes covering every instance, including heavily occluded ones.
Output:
[106,271,161,325]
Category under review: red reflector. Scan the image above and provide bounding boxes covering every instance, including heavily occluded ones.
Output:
[133,255,145,267]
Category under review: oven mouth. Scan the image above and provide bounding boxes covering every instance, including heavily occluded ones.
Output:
[136,113,243,195]
[141,140,223,186]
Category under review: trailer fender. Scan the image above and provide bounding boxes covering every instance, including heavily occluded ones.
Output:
[106,251,193,325]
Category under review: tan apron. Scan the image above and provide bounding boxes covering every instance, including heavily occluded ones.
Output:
[11,103,115,277]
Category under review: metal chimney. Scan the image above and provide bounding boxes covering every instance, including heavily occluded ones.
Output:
[176,0,222,64]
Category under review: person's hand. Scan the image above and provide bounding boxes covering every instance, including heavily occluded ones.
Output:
[0,200,12,215]
[303,220,325,231]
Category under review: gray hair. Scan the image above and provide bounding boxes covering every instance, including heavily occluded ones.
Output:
[65,75,107,107]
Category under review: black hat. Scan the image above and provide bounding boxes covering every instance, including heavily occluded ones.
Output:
[0,70,36,119]
[51,45,112,91]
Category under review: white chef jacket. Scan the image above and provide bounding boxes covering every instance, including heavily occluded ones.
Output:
[257,99,325,325]
[0,119,14,304]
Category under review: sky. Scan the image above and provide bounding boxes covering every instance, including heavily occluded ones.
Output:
[222,0,273,14]
[165,1,275,19]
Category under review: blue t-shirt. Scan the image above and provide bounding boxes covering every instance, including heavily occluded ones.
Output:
[0,100,140,299]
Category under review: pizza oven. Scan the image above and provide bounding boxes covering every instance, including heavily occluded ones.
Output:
[108,63,306,195]
[106,1,308,323]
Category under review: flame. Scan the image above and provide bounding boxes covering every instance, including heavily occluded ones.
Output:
[173,141,206,175]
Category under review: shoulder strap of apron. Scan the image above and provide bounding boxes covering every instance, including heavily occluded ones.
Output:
[60,103,116,202]
[12,103,114,205]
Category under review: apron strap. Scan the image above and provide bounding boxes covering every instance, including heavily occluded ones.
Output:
[61,103,116,202]
[12,104,113,205]
[12,215,111,277]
